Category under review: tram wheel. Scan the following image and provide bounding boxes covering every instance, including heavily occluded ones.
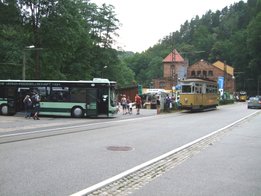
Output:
[71,106,84,118]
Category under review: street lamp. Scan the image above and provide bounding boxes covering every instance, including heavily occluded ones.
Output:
[232,75,235,92]
[23,45,35,80]
[101,66,107,78]
[257,75,261,96]
[22,45,43,80]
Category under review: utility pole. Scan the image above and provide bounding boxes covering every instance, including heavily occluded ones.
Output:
[224,61,227,92]
[171,34,175,95]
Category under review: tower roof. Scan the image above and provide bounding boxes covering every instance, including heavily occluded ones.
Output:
[163,49,185,63]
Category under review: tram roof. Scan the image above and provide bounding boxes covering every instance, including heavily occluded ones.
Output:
[181,78,216,83]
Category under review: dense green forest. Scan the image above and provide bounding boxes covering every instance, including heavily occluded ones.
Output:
[1,0,261,95]
[0,0,135,86]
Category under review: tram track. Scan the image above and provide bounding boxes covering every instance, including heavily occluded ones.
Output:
[70,110,260,196]
[0,114,166,144]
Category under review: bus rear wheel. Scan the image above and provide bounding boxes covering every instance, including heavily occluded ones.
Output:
[71,107,84,118]
[0,104,9,115]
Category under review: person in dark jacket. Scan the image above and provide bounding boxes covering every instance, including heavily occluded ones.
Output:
[23,95,32,118]
[31,92,40,120]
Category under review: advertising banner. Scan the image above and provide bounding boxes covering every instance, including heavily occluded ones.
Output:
[218,76,224,90]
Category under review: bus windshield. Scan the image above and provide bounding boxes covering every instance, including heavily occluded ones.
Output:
[110,87,117,107]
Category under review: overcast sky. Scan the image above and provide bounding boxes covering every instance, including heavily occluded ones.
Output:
[92,0,246,52]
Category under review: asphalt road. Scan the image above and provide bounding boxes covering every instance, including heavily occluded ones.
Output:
[0,102,260,196]
[132,108,261,196]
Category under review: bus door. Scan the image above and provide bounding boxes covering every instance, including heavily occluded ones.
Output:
[86,88,98,116]
[17,88,31,112]
[97,88,108,116]
[5,86,17,115]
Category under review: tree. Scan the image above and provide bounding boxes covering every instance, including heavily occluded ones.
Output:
[0,0,25,79]
[2,0,122,82]
[247,12,261,94]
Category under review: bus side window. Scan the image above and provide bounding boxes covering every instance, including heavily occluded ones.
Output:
[7,87,16,98]
[50,92,63,102]
[49,87,70,102]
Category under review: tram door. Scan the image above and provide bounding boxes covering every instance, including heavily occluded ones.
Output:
[86,88,98,116]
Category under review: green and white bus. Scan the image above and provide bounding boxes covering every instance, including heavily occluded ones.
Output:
[0,78,117,117]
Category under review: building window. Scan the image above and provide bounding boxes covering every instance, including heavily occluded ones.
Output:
[203,71,207,77]
[159,82,165,87]
[191,71,195,76]
[208,71,213,76]
[197,70,201,76]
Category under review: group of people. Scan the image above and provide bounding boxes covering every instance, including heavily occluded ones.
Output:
[23,92,41,120]
[119,94,141,115]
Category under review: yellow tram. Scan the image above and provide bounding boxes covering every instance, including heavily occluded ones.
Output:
[239,91,247,102]
[179,78,218,111]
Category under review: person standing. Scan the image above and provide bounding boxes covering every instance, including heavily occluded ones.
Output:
[135,94,141,115]
[128,101,133,114]
[165,95,171,112]
[156,96,161,114]
[121,95,127,115]
[32,92,41,120]
[23,95,32,118]
[126,96,131,114]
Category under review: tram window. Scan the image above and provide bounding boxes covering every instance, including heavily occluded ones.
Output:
[206,85,211,93]
[206,85,217,93]
[202,85,206,94]
[195,84,202,93]
[182,85,192,93]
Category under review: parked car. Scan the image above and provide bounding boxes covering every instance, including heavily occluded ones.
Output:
[247,96,261,109]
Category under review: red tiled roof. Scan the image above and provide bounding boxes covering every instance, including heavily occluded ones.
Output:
[163,49,184,63]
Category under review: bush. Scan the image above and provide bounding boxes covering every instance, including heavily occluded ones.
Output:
[219,99,235,105]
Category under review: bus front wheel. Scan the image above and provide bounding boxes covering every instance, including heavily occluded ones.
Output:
[0,104,9,115]
[71,107,84,118]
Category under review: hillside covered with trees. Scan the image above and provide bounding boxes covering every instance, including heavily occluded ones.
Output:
[121,0,261,95]
[1,0,260,95]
